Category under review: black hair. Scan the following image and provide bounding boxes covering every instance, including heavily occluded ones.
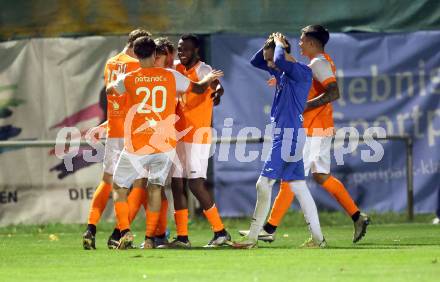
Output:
[127,28,152,48]
[263,34,291,53]
[180,34,200,49]
[133,36,156,59]
[155,37,174,56]
[301,25,330,48]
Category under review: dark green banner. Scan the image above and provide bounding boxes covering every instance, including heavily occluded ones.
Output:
[1,0,439,40]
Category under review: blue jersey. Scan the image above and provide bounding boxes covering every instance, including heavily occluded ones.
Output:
[250,44,312,181]
[251,44,312,138]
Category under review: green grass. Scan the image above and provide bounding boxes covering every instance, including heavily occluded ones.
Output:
[0,213,439,282]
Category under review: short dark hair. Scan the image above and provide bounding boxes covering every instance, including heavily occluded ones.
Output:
[127,28,152,48]
[180,34,200,48]
[301,25,329,47]
[133,36,156,59]
[263,34,291,53]
[155,37,175,56]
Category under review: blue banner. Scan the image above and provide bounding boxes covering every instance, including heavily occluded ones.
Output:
[210,32,440,217]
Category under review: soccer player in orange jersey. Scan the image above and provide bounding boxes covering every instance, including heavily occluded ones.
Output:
[84,37,177,250]
[168,34,230,248]
[82,29,151,250]
[108,36,223,249]
[240,25,369,245]
[137,37,177,249]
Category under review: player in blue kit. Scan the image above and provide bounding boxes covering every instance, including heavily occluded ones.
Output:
[233,33,326,249]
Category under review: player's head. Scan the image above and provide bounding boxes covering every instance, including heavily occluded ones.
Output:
[133,36,156,62]
[178,34,200,67]
[263,34,291,69]
[154,37,175,68]
[154,37,172,67]
[299,25,329,58]
[163,38,176,68]
[127,28,152,49]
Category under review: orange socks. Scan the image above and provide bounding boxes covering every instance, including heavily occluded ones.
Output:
[174,209,189,236]
[322,176,359,216]
[145,210,160,238]
[260,177,358,230]
[87,181,112,225]
[114,201,130,231]
[127,187,147,223]
[265,177,359,227]
[155,199,168,236]
[203,205,224,232]
[267,181,295,226]
[174,206,223,236]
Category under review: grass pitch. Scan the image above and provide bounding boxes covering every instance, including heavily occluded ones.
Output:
[0,213,439,282]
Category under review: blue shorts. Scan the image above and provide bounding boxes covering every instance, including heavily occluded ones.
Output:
[261,139,305,181]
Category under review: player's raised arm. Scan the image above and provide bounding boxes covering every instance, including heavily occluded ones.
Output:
[170,68,224,95]
[250,47,270,72]
[191,70,224,94]
[105,73,127,96]
[171,68,224,94]
[272,33,311,82]
[191,61,224,104]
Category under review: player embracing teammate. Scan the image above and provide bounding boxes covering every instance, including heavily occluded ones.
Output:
[82,29,158,250]
[83,30,225,249]
[168,34,231,248]
[107,36,223,249]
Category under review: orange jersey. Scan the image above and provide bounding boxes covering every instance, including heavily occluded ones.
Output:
[103,52,140,138]
[112,67,191,155]
[303,53,337,136]
[175,61,214,144]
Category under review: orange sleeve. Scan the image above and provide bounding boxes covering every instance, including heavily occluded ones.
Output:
[321,77,337,87]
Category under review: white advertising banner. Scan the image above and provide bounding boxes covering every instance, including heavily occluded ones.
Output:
[0,36,130,226]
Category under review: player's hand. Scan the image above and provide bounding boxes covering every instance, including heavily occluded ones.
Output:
[85,126,106,144]
[206,70,224,82]
[267,77,276,87]
[272,32,288,48]
[211,85,224,106]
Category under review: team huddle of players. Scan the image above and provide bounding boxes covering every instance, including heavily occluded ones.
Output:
[82,25,369,250]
